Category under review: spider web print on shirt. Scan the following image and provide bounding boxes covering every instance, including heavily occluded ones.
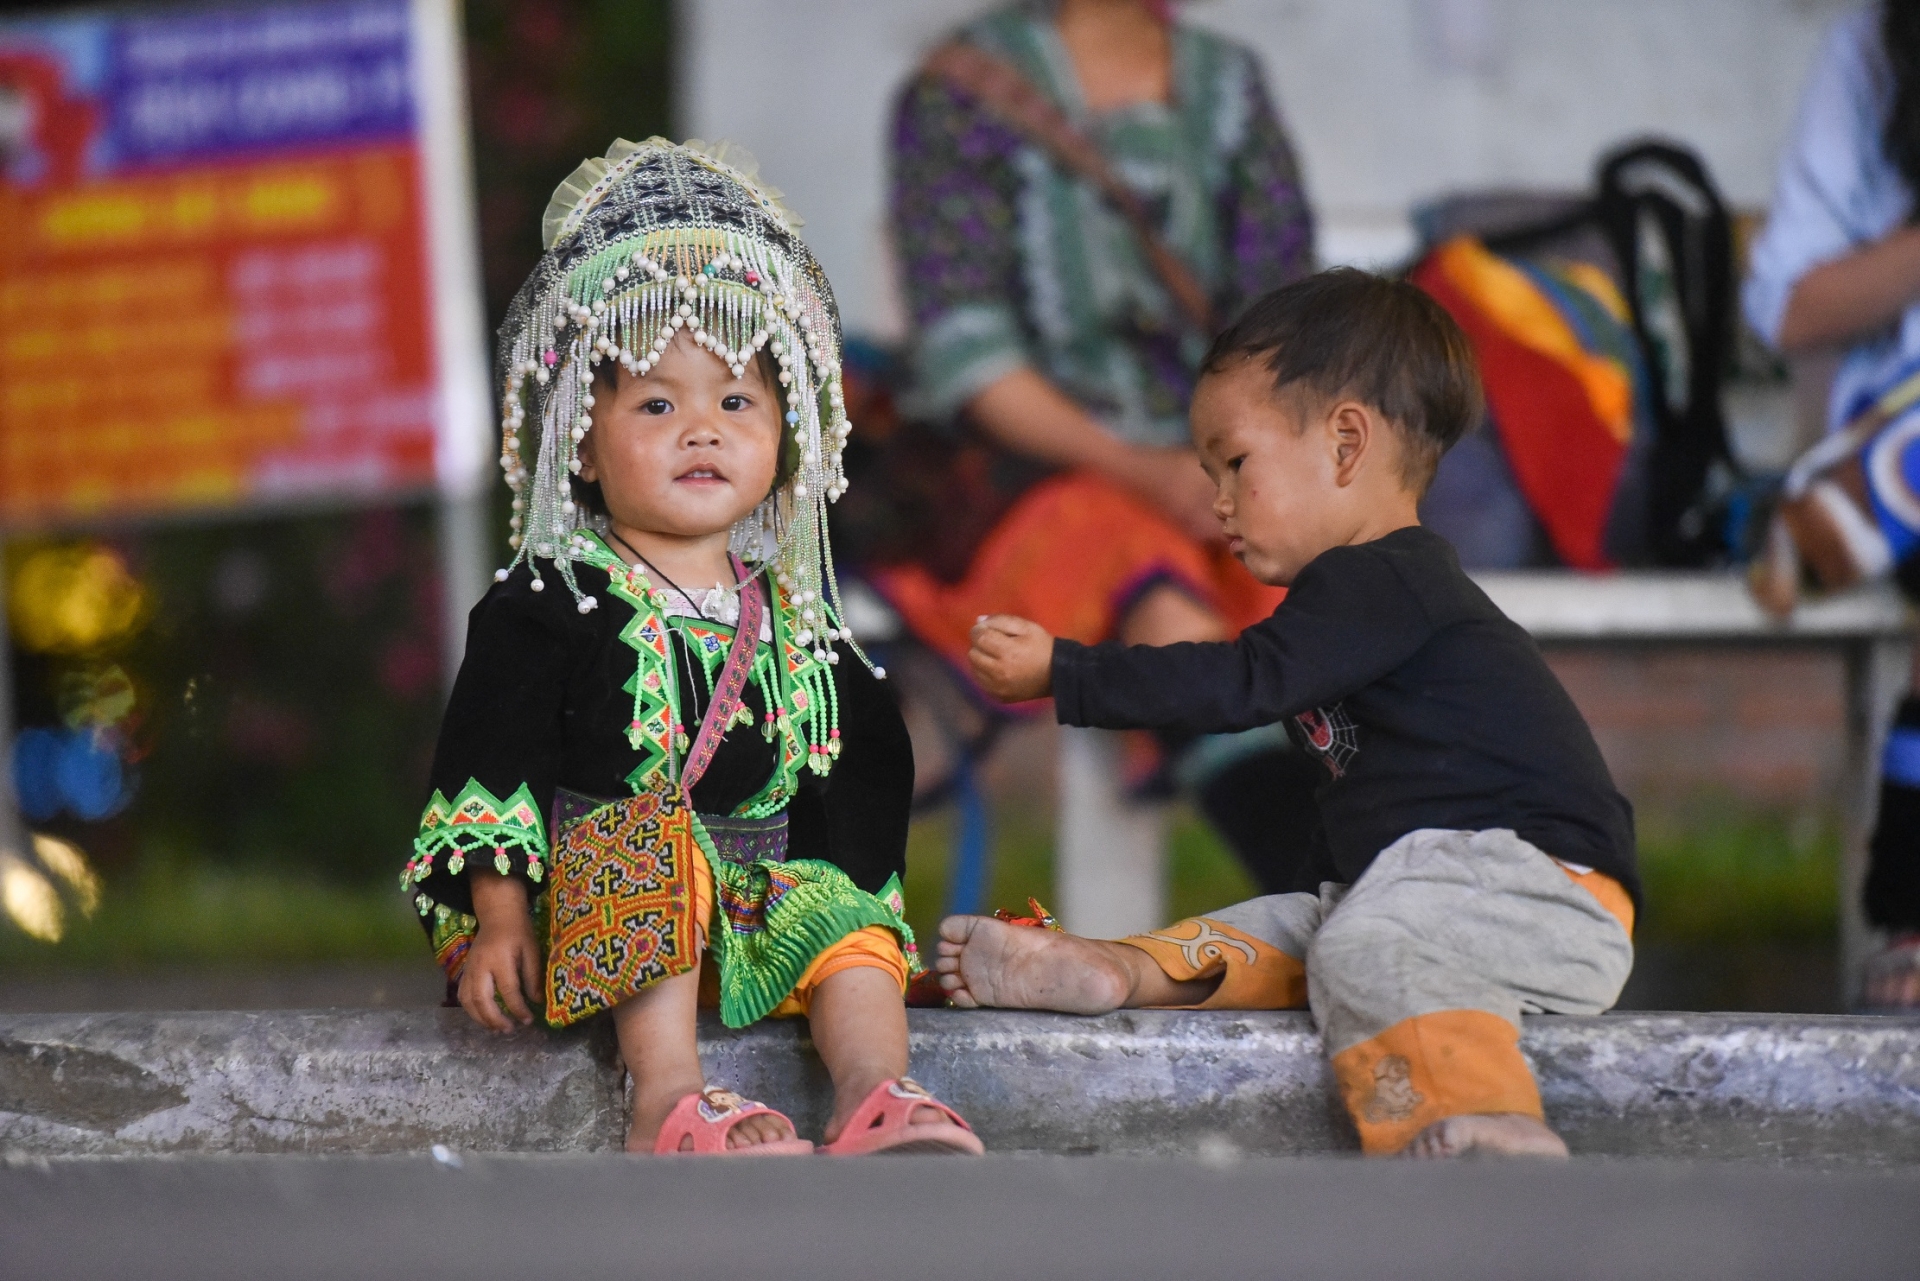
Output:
[1293,703,1359,779]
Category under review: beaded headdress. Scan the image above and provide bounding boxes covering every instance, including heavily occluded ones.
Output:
[493,137,859,665]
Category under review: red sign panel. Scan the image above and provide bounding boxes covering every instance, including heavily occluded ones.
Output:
[0,2,457,527]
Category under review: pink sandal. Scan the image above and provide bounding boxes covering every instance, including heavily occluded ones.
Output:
[820,1078,985,1156]
[652,1088,815,1155]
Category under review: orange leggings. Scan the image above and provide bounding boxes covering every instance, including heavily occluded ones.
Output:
[1121,830,1636,1154]
[687,844,908,1018]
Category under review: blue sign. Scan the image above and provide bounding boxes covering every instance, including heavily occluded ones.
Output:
[105,0,413,168]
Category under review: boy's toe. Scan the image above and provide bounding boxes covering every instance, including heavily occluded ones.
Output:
[1403,1113,1568,1160]
[938,914,985,944]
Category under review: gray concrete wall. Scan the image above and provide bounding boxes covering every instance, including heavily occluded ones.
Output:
[5,1008,1917,1163]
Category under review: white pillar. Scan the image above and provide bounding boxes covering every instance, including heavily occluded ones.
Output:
[437,490,491,692]
[413,0,493,693]
[1055,725,1167,939]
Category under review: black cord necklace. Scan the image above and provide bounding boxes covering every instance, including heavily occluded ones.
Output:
[606,529,739,621]
[605,529,741,739]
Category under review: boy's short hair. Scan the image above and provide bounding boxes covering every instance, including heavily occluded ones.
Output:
[1202,268,1483,493]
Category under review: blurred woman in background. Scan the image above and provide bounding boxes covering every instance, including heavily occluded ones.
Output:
[876,0,1324,893]
[1746,1,1920,1009]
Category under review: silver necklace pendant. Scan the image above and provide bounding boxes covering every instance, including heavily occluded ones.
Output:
[699,582,741,625]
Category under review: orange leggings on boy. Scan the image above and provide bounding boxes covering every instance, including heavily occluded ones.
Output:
[1120,827,1634,1153]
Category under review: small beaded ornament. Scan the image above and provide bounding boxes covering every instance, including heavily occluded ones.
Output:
[491,137,871,674]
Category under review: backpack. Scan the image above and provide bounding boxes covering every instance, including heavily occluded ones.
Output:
[1414,139,1736,568]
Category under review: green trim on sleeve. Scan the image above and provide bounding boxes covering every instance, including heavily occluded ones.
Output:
[402,779,549,905]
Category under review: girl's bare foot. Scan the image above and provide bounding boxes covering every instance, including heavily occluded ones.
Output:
[1401,1112,1570,1159]
[934,915,1135,1013]
[626,1081,801,1152]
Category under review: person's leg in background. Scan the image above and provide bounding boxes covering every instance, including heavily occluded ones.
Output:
[1306,828,1634,1157]
[1863,645,1920,1010]
[1758,408,1920,1009]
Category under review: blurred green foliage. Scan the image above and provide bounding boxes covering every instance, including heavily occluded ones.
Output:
[0,846,421,972]
[1634,803,1839,944]
[8,511,452,885]
[899,800,1837,952]
[1,799,1845,989]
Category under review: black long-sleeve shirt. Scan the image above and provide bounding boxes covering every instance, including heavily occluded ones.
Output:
[1052,526,1638,903]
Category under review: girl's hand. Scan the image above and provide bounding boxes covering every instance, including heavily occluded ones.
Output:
[459,871,542,1032]
[968,615,1056,703]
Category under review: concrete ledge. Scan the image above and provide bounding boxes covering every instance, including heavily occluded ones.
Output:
[3,1009,1918,1163]
[10,1155,1920,1281]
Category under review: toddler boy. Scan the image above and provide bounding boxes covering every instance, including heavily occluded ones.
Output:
[945,269,1636,1158]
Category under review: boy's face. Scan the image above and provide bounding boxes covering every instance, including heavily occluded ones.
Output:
[1191,357,1407,585]
[579,331,782,540]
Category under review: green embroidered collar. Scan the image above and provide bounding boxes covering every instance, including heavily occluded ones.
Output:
[572,531,843,816]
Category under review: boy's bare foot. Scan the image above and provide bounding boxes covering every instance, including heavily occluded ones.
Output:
[626,1081,801,1153]
[1401,1112,1570,1160]
[935,915,1135,1013]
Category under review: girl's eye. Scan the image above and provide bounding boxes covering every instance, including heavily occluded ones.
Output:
[640,398,672,416]
[721,393,750,412]
[1228,455,1246,473]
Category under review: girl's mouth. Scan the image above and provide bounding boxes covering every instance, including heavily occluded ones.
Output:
[676,466,728,485]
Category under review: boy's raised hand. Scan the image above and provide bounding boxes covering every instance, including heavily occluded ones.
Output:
[459,871,543,1032]
[968,614,1055,703]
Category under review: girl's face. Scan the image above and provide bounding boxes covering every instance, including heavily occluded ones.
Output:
[578,330,783,540]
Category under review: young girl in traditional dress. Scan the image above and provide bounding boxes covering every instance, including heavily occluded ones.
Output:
[401,138,982,1155]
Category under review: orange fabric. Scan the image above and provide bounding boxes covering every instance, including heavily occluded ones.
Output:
[870,471,1285,679]
[1331,1009,1542,1155]
[1122,916,1307,1010]
[1557,864,1636,937]
[1559,868,1635,937]
[1411,240,1629,570]
[690,843,715,946]
[1428,237,1634,445]
[767,927,909,1018]
[687,845,907,1018]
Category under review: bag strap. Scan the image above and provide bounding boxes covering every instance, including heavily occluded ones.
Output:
[922,40,1217,335]
[1593,139,1735,565]
[677,556,764,797]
